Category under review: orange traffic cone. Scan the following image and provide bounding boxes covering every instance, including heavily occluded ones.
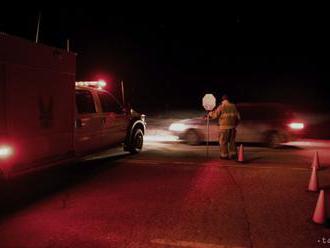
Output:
[312,190,326,224]
[238,144,244,162]
[308,166,319,192]
[312,151,320,170]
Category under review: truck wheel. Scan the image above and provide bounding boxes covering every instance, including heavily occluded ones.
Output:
[128,128,144,154]
[185,129,201,145]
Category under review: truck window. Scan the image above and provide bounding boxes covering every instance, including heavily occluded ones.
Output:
[75,90,96,114]
[98,93,122,114]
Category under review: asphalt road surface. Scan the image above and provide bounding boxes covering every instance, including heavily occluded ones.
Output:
[1,137,330,248]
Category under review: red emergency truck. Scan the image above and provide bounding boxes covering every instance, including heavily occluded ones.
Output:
[0,34,145,183]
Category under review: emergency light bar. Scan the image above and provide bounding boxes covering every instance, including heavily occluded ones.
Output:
[75,80,107,89]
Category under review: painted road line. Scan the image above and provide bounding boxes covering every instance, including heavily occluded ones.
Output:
[151,239,246,248]
[125,160,162,165]
[221,164,309,171]
[125,160,199,165]
[173,161,197,165]
[124,159,311,171]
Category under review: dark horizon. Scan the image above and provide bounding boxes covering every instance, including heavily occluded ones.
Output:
[1,7,328,113]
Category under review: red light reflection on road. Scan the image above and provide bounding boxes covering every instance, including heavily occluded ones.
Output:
[183,160,229,206]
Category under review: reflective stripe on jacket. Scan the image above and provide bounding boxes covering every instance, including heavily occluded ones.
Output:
[209,100,240,130]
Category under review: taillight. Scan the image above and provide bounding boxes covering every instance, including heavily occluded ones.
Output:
[0,145,13,159]
[288,122,304,130]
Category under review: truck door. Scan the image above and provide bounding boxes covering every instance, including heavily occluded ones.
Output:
[97,92,129,146]
[75,89,103,154]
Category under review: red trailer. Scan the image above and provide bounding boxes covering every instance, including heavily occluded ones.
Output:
[0,33,76,178]
[0,34,145,183]
[0,34,145,182]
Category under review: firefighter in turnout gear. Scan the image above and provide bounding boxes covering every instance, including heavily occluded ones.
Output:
[208,95,240,159]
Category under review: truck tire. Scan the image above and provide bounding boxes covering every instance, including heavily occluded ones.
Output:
[128,128,144,154]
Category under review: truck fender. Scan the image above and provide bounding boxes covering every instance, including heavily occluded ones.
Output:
[126,119,145,145]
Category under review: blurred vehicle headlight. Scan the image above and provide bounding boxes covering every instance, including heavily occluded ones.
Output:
[288,122,304,130]
[169,123,187,132]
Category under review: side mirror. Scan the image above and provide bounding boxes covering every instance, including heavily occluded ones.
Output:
[121,107,129,114]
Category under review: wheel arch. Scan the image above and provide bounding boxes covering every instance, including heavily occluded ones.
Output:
[126,119,145,144]
[184,128,203,145]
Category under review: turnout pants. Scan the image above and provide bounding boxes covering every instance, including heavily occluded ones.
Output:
[219,128,237,158]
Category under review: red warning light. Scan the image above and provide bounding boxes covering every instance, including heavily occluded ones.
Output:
[75,80,107,89]
[97,79,106,88]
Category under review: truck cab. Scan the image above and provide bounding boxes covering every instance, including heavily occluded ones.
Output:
[74,82,146,155]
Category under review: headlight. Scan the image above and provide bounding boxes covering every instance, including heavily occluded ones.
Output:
[288,122,304,130]
[169,123,187,132]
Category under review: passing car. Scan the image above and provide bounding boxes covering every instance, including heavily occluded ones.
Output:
[168,103,304,147]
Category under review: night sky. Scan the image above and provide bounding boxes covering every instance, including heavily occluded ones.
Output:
[1,7,328,113]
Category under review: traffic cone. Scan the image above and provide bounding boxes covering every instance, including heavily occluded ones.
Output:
[312,151,320,170]
[308,166,319,192]
[238,144,244,162]
[312,190,326,224]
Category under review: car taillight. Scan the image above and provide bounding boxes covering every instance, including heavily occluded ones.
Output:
[0,145,13,159]
[288,122,304,130]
